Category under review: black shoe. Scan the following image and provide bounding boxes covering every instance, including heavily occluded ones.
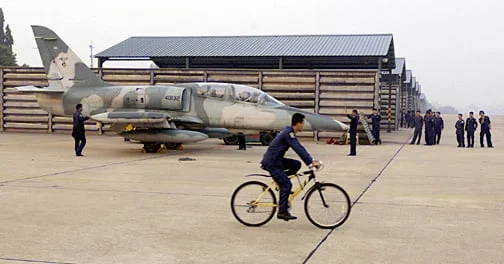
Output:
[409,142,414,145]
[76,153,84,156]
[416,142,420,145]
[347,154,356,156]
[277,211,297,221]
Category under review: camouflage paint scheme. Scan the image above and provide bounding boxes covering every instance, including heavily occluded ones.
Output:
[16,26,348,149]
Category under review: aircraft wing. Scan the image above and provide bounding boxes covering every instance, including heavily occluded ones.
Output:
[12,85,65,93]
[91,112,204,125]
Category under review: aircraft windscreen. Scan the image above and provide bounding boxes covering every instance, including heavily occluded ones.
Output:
[232,84,283,106]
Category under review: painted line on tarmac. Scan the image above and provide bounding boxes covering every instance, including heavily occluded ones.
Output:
[0,149,201,185]
[0,257,75,264]
[302,136,411,264]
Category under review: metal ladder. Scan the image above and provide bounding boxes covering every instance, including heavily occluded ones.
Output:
[359,114,375,144]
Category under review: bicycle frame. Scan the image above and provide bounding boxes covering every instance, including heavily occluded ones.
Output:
[252,170,317,207]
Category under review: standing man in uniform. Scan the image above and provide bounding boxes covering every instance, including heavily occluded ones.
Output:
[72,104,89,156]
[479,110,493,148]
[455,113,465,147]
[465,111,478,148]
[260,113,320,221]
[434,112,444,144]
[367,108,382,145]
[424,109,435,145]
[346,108,359,156]
[410,110,423,145]
[237,134,246,150]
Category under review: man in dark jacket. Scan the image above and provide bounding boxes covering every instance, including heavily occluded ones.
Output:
[434,112,444,144]
[465,111,478,148]
[260,113,320,221]
[455,113,465,147]
[424,110,435,145]
[410,111,423,145]
[479,110,493,148]
[346,109,359,156]
[367,108,382,145]
[72,104,90,156]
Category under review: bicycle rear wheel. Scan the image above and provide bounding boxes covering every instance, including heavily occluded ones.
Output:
[230,181,277,227]
[304,182,351,229]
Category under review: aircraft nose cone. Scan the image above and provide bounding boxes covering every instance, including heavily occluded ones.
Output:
[304,113,348,132]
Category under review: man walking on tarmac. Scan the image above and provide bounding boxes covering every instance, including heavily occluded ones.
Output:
[72,104,89,156]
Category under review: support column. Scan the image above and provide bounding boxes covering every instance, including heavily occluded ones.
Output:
[98,58,106,79]
[150,69,155,85]
[314,72,320,142]
[0,68,4,132]
[48,113,53,133]
[387,69,392,133]
[258,72,263,90]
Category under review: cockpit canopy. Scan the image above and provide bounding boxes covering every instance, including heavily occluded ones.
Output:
[187,82,284,106]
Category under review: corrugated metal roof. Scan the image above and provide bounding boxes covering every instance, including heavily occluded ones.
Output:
[392,57,405,75]
[96,34,394,58]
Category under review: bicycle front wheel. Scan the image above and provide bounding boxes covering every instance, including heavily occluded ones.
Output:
[230,181,277,227]
[304,182,351,229]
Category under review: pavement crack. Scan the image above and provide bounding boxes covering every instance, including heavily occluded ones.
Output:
[302,137,410,264]
[0,257,76,264]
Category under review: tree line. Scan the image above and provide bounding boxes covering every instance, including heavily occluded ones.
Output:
[0,8,19,66]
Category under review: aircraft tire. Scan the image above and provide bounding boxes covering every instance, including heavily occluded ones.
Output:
[223,135,238,145]
[144,143,162,153]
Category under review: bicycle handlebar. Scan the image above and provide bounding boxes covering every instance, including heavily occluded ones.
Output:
[308,160,325,172]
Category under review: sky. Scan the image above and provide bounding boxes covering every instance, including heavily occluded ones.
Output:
[2,0,503,110]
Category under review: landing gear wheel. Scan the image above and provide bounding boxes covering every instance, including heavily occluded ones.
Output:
[304,183,351,229]
[260,133,275,146]
[143,143,162,153]
[223,135,238,145]
[231,181,277,227]
[164,143,182,149]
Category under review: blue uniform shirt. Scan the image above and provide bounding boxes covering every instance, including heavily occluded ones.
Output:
[73,111,89,134]
[260,126,313,170]
[465,117,477,132]
[434,117,444,131]
[479,116,491,130]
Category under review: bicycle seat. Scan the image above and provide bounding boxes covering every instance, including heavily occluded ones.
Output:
[245,173,271,178]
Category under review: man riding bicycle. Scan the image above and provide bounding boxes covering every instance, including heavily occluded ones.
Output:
[260,113,320,221]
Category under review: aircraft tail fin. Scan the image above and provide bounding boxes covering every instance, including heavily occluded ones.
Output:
[31,25,109,89]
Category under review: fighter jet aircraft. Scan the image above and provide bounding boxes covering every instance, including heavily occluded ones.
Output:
[15,25,348,152]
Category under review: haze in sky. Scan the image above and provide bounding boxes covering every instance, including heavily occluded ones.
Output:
[2,0,503,111]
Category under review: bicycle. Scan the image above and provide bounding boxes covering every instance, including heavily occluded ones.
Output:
[230,162,351,229]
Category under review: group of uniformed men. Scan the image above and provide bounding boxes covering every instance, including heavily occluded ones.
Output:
[407,109,493,148]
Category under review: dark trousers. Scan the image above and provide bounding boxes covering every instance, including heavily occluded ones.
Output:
[72,132,86,155]
[411,128,421,144]
[480,129,493,147]
[457,133,465,147]
[435,130,442,144]
[425,129,434,145]
[349,132,357,155]
[467,131,475,147]
[372,128,381,144]
[237,135,246,150]
[268,158,301,213]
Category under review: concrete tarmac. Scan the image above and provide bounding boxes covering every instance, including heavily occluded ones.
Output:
[0,116,503,264]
